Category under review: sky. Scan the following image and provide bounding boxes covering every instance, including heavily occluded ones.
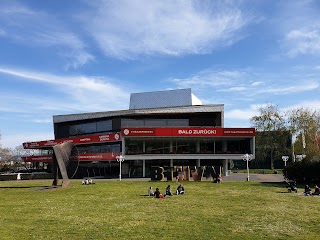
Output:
[1,0,320,149]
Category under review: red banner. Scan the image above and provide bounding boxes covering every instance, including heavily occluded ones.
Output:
[23,133,121,149]
[21,152,121,162]
[122,127,255,137]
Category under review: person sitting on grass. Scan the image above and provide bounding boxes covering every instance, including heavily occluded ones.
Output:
[216,175,222,183]
[304,184,312,196]
[154,188,164,198]
[176,184,185,195]
[312,184,320,195]
[148,186,154,196]
[165,185,173,196]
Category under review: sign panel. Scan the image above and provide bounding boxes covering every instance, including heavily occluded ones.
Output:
[21,152,121,162]
[122,127,255,137]
[23,133,121,149]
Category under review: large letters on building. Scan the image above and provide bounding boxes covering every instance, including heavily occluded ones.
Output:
[150,166,221,181]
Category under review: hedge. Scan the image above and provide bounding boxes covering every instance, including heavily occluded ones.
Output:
[283,160,320,183]
[0,173,53,181]
[0,174,18,181]
[20,173,53,180]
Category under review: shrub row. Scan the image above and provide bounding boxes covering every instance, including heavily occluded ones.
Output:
[283,161,320,183]
[0,173,53,181]
[0,174,18,181]
[20,173,53,180]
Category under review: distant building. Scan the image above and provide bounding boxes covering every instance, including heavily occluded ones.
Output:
[22,88,255,178]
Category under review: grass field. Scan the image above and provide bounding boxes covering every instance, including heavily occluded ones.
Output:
[0,179,319,240]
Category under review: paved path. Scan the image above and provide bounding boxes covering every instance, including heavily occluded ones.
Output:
[93,173,286,182]
[222,173,285,182]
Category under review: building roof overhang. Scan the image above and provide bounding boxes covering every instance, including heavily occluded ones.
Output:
[53,104,224,124]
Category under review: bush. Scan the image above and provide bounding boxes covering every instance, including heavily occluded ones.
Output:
[283,160,320,183]
[32,173,53,179]
[20,173,53,180]
[20,174,32,180]
[0,174,17,181]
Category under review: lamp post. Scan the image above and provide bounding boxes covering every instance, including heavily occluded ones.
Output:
[116,155,125,181]
[282,156,289,167]
[242,153,253,181]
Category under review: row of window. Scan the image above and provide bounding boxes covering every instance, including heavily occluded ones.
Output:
[69,120,112,135]
[125,138,251,155]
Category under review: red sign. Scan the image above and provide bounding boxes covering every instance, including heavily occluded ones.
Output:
[122,127,255,137]
[23,133,121,149]
[21,152,121,162]
[21,155,53,162]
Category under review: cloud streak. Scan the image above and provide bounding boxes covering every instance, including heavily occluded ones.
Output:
[81,0,251,59]
[0,67,130,113]
[0,1,93,68]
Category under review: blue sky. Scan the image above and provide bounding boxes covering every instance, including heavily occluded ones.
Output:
[1,0,320,148]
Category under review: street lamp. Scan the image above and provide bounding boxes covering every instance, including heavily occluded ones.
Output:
[116,154,125,181]
[242,153,253,181]
[282,156,289,167]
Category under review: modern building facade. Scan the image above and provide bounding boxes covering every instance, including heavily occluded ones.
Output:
[22,89,255,179]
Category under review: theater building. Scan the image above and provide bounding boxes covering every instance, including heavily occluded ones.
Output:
[22,89,255,179]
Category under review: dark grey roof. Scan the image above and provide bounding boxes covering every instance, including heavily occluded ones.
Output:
[53,104,224,123]
[129,88,202,109]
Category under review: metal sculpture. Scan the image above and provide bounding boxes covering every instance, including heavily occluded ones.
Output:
[52,141,73,188]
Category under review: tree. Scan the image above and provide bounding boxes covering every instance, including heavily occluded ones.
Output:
[251,103,290,169]
[286,107,320,161]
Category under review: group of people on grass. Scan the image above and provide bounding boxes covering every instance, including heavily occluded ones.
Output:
[304,184,320,196]
[148,184,185,198]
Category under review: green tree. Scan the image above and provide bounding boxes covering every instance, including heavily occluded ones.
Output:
[286,107,320,161]
[251,103,290,169]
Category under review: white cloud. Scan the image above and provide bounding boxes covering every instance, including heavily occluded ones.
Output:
[225,105,259,121]
[0,1,93,68]
[285,28,320,57]
[0,67,130,113]
[256,81,319,95]
[81,0,251,59]
[31,119,52,123]
[1,132,54,149]
[171,69,248,90]
[283,100,320,111]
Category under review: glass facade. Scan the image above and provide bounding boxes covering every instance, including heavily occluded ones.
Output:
[68,120,112,136]
[121,119,189,128]
[74,143,120,154]
[125,137,251,155]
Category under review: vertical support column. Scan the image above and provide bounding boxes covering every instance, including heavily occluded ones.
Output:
[170,140,173,153]
[196,159,201,168]
[196,140,200,153]
[142,159,145,178]
[121,137,126,178]
[142,140,146,178]
[121,137,125,156]
[251,137,255,156]
[222,140,227,153]
[223,159,229,176]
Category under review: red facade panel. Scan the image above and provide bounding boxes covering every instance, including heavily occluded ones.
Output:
[23,133,121,149]
[122,127,255,137]
[22,152,120,163]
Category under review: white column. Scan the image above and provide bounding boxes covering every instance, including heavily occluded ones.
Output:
[223,159,229,176]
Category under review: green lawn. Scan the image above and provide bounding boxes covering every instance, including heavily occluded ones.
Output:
[0,180,319,240]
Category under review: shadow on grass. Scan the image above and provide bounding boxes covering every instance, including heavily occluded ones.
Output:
[0,185,61,190]
[259,181,293,193]
[260,182,287,188]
